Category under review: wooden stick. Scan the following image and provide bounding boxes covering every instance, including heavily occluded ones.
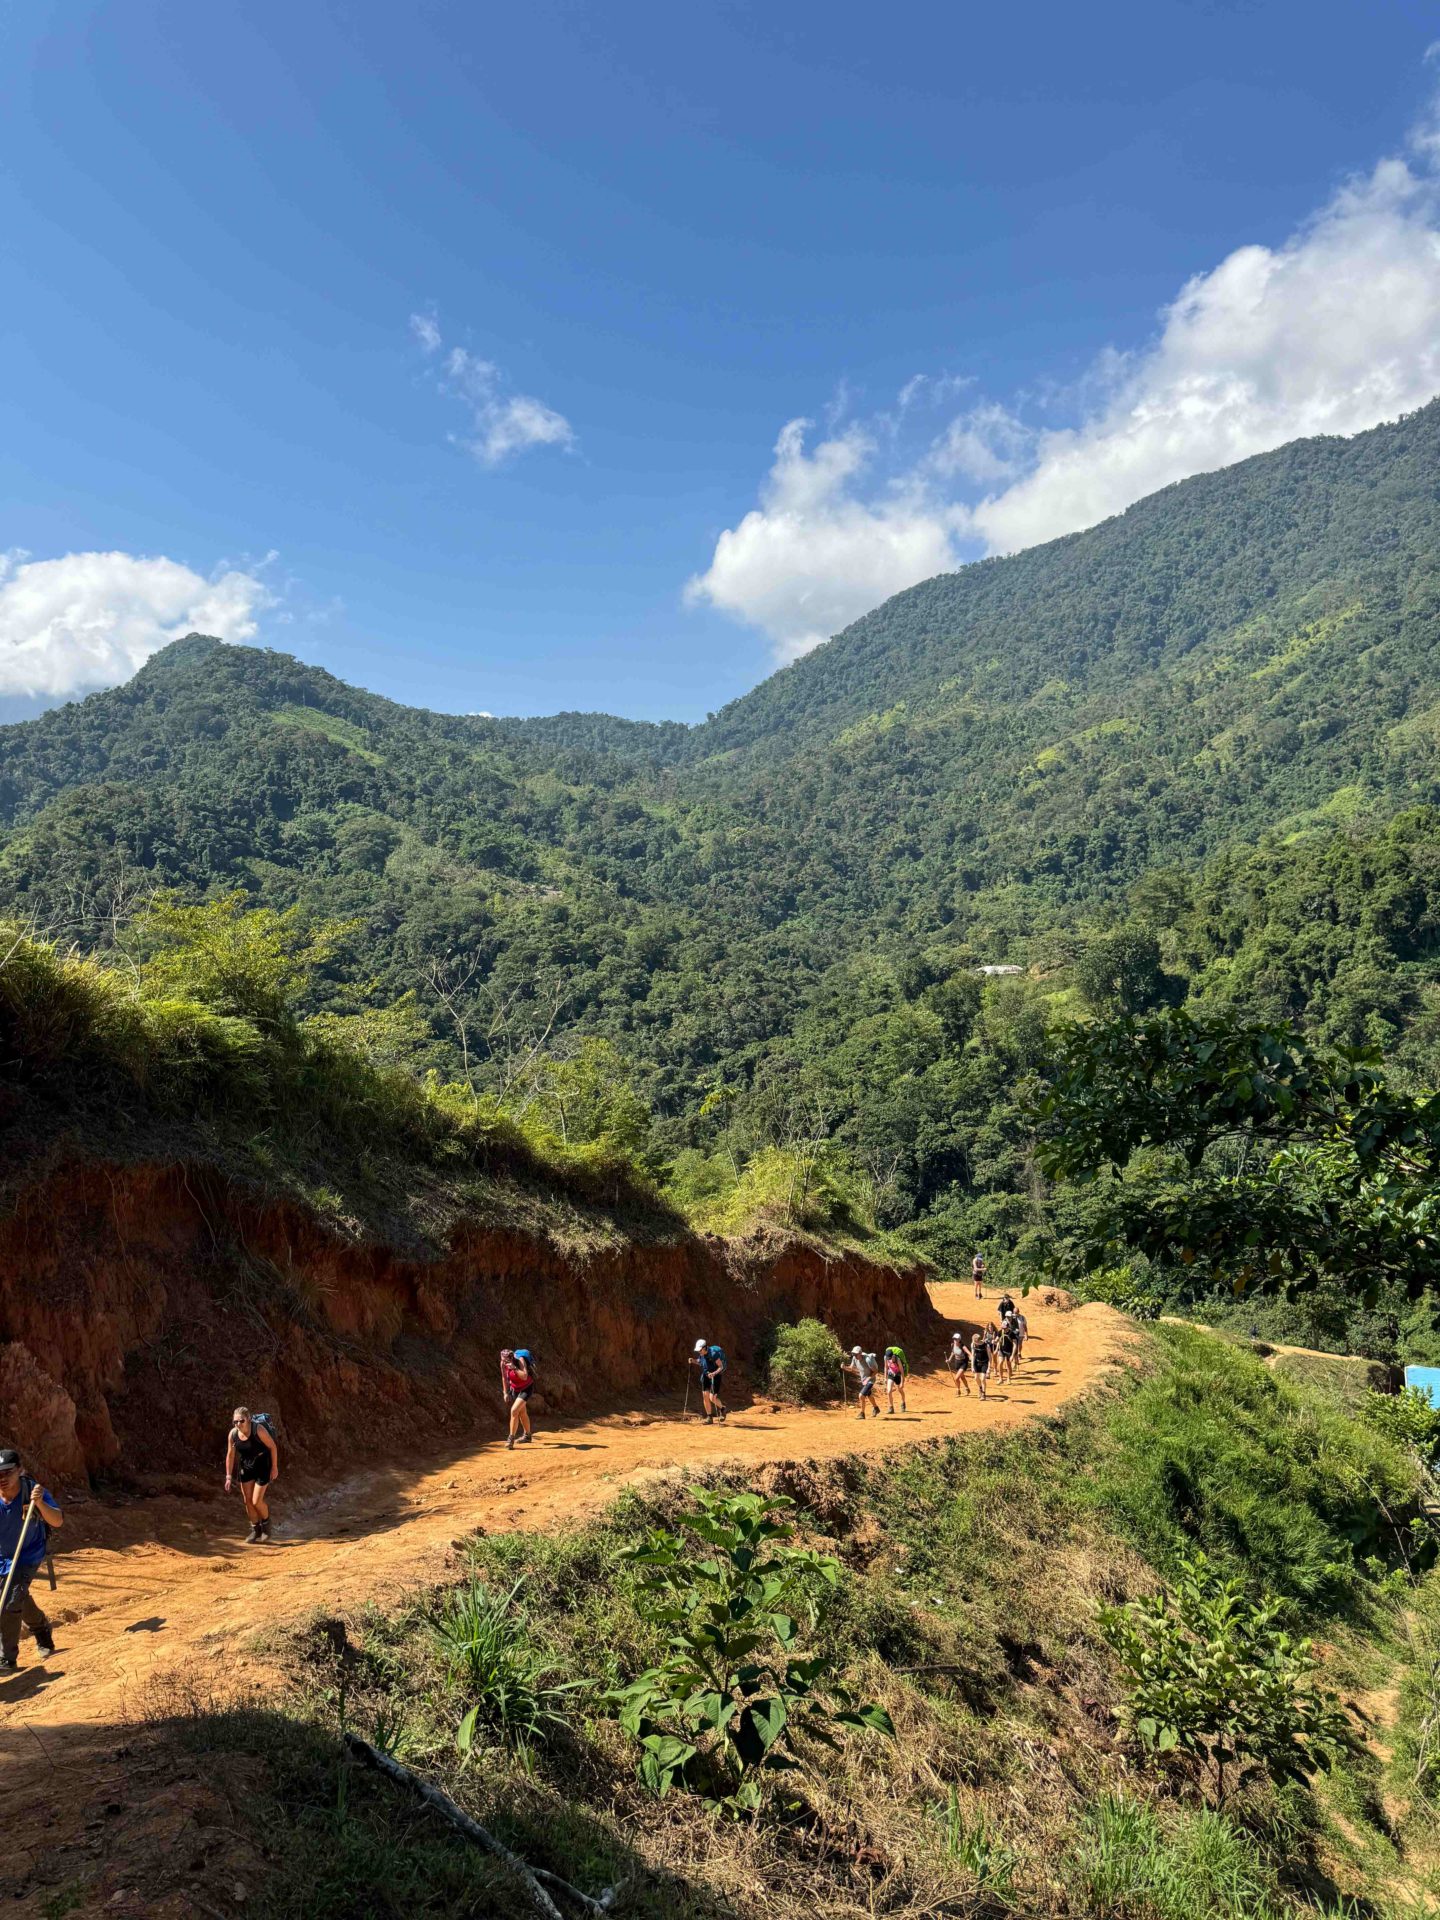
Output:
[341,1731,611,1916]
[0,1503,36,1619]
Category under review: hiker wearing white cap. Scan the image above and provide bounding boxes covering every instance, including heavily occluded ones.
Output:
[842,1346,880,1419]
[948,1331,972,1397]
[692,1338,727,1424]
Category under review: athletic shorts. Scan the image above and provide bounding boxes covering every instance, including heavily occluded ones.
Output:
[512,1386,533,1402]
[857,1379,875,1398]
[239,1465,271,1487]
[702,1373,724,1395]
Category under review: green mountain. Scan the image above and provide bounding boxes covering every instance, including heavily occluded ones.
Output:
[6,402,1440,1245]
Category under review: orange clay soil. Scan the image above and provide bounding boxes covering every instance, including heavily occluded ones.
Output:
[0,1284,1127,1768]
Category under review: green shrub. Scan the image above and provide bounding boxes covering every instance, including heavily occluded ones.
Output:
[1364,1385,1440,1468]
[610,1488,893,1813]
[766,1318,844,1404]
[1098,1551,1350,1804]
[429,1578,585,1749]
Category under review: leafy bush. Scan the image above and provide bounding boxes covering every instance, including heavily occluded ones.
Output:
[766,1318,844,1404]
[429,1578,584,1749]
[610,1488,893,1813]
[1364,1384,1440,1468]
[1071,1262,1165,1321]
[1098,1552,1349,1804]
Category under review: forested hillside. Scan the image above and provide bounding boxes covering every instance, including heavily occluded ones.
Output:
[5,403,1440,1308]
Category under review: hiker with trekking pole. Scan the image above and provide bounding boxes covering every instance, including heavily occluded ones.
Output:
[0,1447,62,1675]
[948,1330,972,1398]
[225,1407,279,1543]
[501,1347,537,1449]
[691,1339,728,1425]
[843,1346,881,1420]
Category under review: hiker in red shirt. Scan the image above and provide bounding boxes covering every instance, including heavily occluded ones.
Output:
[501,1348,537,1450]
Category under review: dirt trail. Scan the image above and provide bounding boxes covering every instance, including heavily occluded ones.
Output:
[0,1289,1124,1758]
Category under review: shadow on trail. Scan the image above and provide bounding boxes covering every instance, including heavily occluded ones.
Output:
[0,1662,67,1703]
[0,1700,740,1920]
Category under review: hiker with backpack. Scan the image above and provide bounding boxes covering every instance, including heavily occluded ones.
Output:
[882,1344,909,1414]
[972,1252,987,1299]
[970,1328,992,1401]
[843,1346,881,1420]
[501,1348,537,1449]
[996,1315,1017,1384]
[0,1447,61,1675]
[225,1407,279,1543]
[692,1339,728,1424]
[948,1331,972,1397]
[1010,1308,1028,1368]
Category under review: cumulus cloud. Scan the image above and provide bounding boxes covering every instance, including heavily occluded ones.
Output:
[0,550,272,699]
[691,79,1440,657]
[973,149,1440,553]
[685,420,961,663]
[410,314,575,467]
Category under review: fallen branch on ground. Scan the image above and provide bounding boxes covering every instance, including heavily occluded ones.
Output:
[342,1730,614,1917]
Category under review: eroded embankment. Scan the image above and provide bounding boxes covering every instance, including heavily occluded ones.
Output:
[0,1158,939,1490]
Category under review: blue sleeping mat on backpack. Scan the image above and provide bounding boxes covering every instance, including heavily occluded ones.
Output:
[1404,1365,1440,1410]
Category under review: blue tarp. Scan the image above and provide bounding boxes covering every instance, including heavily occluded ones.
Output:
[1404,1365,1440,1409]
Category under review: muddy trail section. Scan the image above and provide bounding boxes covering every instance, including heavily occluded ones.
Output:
[1,1287,1122,1766]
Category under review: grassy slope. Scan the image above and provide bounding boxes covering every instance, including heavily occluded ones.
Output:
[85,1326,1440,1920]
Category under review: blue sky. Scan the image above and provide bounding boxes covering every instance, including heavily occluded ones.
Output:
[2,1,1438,723]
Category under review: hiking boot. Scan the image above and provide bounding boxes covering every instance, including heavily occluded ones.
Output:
[0,1657,16,1675]
[506,1433,516,1450]
[515,1432,532,1444]
[258,1520,271,1541]
[245,1523,261,1543]
[702,1415,713,1425]
[35,1638,55,1658]
[855,1411,865,1421]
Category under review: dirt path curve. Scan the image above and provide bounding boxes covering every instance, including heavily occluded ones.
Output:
[1,1289,1124,1757]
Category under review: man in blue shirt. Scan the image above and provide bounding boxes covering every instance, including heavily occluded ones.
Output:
[0,1447,63,1674]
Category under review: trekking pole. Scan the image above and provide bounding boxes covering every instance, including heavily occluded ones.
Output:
[0,1502,37,1619]
[683,1366,692,1420]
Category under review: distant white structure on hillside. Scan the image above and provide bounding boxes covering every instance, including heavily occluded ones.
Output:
[974,964,1024,976]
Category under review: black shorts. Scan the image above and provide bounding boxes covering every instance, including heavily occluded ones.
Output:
[239,1465,271,1487]
[702,1372,724,1395]
[512,1386,533,1402]
[857,1378,875,1398]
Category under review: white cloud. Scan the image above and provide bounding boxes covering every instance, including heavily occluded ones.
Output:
[409,311,442,354]
[692,77,1440,656]
[0,551,272,699]
[685,420,961,663]
[972,149,1440,553]
[410,315,575,467]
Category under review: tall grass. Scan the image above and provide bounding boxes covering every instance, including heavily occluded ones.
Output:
[429,1578,585,1747]
[1073,1795,1292,1920]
